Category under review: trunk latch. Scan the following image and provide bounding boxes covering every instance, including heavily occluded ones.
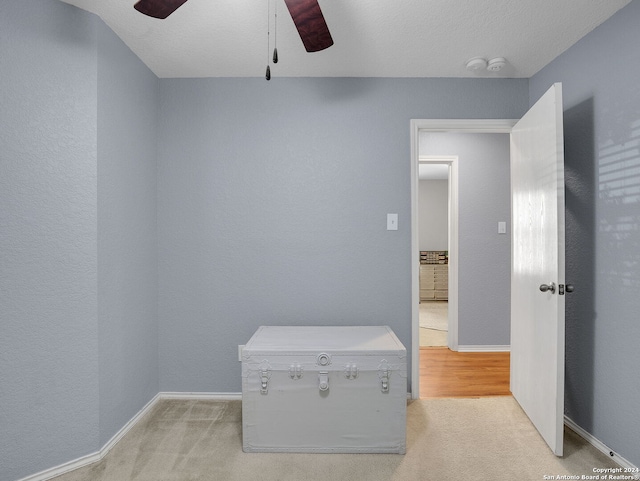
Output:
[318,371,329,391]
[259,361,271,394]
[378,360,390,393]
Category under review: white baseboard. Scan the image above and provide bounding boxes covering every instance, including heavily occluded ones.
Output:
[564,416,639,476]
[457,345,510,352]
[17,393,160,481]
[17,392,240,481]
[16,451,102,481]
[102,393,160,458]
[159,392,242,401]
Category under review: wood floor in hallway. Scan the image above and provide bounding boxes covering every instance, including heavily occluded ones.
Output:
[420,347,511,399]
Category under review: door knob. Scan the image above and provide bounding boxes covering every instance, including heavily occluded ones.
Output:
[565,284,574,293]
[539,282,556,294]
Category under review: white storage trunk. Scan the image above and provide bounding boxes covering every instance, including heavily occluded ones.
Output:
[241,326,407,454]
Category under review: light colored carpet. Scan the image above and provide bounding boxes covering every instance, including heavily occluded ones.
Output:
[419,301,448,331]
[52,397,619,481]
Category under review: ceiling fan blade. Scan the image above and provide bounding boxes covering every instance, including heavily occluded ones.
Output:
[283,0,334,52]
[133,0,189,19]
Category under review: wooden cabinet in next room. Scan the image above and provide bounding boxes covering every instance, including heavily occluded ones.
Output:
[420,264,448,301]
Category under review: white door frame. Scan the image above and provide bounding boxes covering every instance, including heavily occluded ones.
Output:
[410,119,517,399]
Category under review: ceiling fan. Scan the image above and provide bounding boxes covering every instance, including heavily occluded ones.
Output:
[133,0,334,52]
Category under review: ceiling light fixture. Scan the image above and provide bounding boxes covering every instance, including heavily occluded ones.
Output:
[132,0,331,81]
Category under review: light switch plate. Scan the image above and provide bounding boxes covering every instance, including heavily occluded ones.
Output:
[387,214,398,230]
[498,221,506,234]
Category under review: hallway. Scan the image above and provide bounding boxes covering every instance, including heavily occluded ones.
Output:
[420,347,511,399]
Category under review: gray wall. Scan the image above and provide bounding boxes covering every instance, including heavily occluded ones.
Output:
[0,2,159,479]
[12,0,640,475]
[531,0,640,467]
[418,180,448,251]
[419,133,511,346]
[96,22,159,446]
[157,78,528,393]
[0,2,99,479]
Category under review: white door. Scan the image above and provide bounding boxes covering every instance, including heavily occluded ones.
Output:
[510,83,566,456]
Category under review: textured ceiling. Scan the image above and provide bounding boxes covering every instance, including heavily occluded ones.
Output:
[60,0,631,78]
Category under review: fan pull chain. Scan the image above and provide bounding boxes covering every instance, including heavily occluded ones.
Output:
[266,0,271,80]
[273,1,278,63]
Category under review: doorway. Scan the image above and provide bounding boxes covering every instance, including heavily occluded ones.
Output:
[417,157,454,349]
[410,119,516,400]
